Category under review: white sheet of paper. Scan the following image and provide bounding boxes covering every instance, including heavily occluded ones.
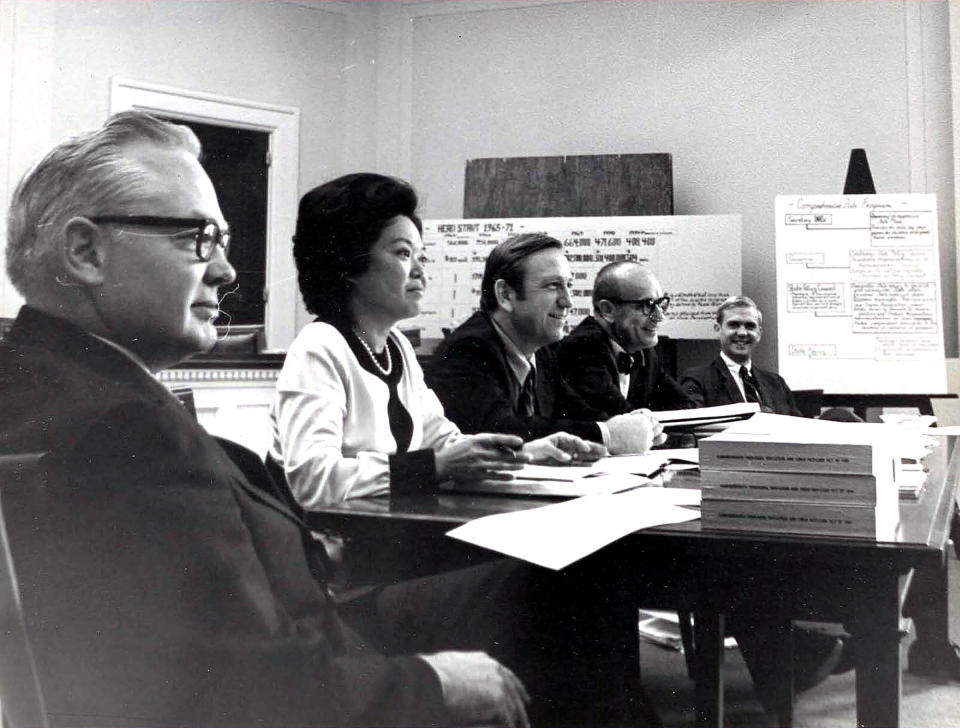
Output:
[445,473,652,497]
[586,453,671,475]
[656,487,701,506]
[878,414,938,428]
[510,463,600,481]
[506,454,670,482]
[651,448,700,465]
[515,452,696,481]
[925,425,960,436]
[446,488,701,570]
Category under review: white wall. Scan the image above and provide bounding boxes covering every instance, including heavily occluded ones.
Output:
[0,0,382,331]
[0,0,956,368]
[377,0,957,369]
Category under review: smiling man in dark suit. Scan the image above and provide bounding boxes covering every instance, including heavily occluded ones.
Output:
[557,261,695,417]
[431,233,662,454]
[681,295,802,416]
[682,295,960,681]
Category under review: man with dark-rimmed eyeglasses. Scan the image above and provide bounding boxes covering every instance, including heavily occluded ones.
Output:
[87,215,230,262]
[557,261,695,417]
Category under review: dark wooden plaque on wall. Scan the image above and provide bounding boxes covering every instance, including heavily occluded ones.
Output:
[463,153,673,218]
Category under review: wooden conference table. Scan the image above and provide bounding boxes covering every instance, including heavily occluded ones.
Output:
[308,438,960,728]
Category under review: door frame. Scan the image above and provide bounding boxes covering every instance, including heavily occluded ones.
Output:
[110,77,300,351]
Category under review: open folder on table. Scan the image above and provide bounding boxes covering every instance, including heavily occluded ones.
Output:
[440,450,701,497]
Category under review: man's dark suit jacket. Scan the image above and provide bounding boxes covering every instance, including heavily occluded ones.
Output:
[429,311,606,442]
[0,307,444,727]
[680,354,802,417]
[557,316,695,417]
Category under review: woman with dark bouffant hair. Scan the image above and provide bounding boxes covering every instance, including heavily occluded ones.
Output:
[268,173,601,509]
[265,173,677,728]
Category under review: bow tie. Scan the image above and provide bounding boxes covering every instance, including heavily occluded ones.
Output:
[617,352,635,374]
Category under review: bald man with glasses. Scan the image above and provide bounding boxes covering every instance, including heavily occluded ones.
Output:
[557,261,696,417]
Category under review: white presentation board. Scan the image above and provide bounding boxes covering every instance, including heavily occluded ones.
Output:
[408,215,742,340]
[775,194,946,394]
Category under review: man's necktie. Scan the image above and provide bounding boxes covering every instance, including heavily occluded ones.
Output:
[739,365,763,405]
[517,368,537,416]
[617,352,634,374]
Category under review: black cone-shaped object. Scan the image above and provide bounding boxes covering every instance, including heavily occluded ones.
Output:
[843,148,876,194]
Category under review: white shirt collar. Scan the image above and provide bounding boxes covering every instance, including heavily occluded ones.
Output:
[720,350,752,401]
[490,316,535,386]
[720,350,751,374]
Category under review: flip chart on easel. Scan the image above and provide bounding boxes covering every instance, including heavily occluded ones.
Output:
[409,215,741,340]
[775,194,946,394]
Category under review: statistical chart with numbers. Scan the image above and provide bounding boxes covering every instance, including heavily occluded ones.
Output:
[407,215,742,340]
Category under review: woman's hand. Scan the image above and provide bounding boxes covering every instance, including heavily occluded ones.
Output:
[522,432,608,464]
[435,433,527,482]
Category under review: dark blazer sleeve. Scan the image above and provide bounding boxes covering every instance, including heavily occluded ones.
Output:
[756,369,803,417]
[430,334,603,443]
[653,374,696,410]
[557,333,629,417]
[679,363,714,408]
[13,400,445,727]
[643,351,697,411]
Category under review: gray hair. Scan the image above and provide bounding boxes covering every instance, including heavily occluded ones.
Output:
[716,295,763,325]
[6,111,200,299]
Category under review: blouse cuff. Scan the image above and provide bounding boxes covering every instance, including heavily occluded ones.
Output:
[389,448,438,496]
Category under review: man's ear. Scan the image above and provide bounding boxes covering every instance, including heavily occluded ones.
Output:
[596,299,616,323]
[60,217,109,286]
[494,279,515,312]
[713,322,721,334]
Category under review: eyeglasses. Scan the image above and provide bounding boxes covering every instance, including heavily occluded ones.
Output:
[88,216,231,262]
[606,295,670,316]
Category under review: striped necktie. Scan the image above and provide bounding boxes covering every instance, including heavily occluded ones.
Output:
[739,365,762,406]
[518,368,537,416]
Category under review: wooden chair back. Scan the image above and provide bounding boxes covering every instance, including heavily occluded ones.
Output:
[0,454,49,728]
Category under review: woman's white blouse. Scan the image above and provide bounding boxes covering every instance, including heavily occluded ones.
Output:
[269,322,463,508]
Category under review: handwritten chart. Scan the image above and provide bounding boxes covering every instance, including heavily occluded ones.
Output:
[407,215,741,340]
[775,194,946,394]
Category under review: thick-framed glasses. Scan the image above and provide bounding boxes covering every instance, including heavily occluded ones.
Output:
[88,215,231,262]
[607,295,670,316]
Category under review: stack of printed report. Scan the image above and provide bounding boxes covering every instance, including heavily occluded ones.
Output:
[697,413,934,540]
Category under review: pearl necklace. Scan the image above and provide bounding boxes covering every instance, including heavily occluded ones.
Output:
[353,329,393,376]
